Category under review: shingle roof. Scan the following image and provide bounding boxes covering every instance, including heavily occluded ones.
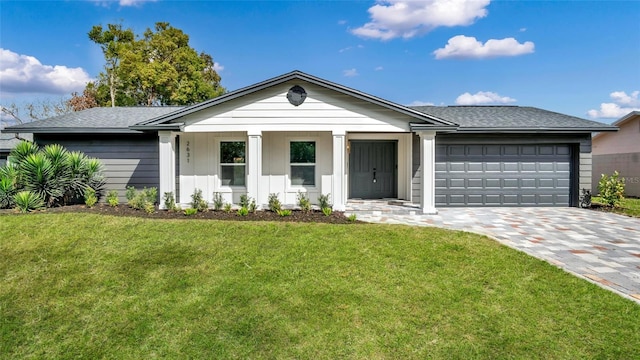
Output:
[410,106,615,132]
[0,132,32,151]
[2,107,183,133]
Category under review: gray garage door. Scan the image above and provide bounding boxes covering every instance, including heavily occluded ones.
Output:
[435,144,572,206]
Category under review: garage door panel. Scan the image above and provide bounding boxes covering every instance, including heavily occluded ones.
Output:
[436,144,572,206]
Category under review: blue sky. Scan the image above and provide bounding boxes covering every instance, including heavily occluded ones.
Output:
[1,0,639,124]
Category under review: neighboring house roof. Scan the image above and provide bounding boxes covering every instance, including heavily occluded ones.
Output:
[592,111,639,140]
[131,70,456,131]
[0,132,33,152]
[1,107,183,134]
[410,105,617,133]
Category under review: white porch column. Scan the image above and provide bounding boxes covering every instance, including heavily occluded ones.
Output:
[247,130,262,207]
[332,130,347,211]
[158,131,176,209]
[418,131,438,214]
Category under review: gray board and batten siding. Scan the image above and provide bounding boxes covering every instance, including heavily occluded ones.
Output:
[413,133,591,207]
[35,133,159,202]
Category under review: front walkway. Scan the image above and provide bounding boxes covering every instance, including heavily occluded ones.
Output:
[345,200,640,304]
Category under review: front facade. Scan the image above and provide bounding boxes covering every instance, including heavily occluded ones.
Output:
[2,71,617,212]
[592,111,640,197]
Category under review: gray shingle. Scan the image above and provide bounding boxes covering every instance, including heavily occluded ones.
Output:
[2,107,183,133]
[411,105,613,130]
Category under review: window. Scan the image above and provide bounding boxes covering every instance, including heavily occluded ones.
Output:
[220,141,245,186]
[290,141,315,186]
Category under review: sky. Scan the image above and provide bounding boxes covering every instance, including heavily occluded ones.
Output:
[1,0,639,125]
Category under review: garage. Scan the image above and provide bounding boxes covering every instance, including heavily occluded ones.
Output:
[435,143,572,206]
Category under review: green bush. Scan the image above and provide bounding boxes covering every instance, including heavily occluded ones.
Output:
[184,208,198,216]
[126,186,137,201]
[0,175,16,209]
[239,194,250,208]
[14,190,44,213]
[84,187,97,208]
[223,203,232,213]
[318,193,331,210]
[322,207,332,216]
[212,192,224,210]
[190,188,208,212]
[106,190,119,207]
[277,209,292,217]
[297,191,311,212]
[143,202,155,214]
[347,214,357,222]
[237,206,249,216]
[268,193,281,212]
[5,141,105,207]
[598,171,625,207]
[163,191,176,211]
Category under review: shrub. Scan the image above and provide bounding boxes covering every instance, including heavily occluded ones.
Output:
[322,207,333,216]
[239,194,250,208]
[0,175,16,209]
[249,198,257,213]
[223,203,232,213]
[143,187,158,205]
[277,209,292,217]
[84,187,97,208]
[237,206,249,216]
[297,191,311,212]
[268,193,281,212]
[347,214,357,222]
[106,190,119,207]
[318,193,331,210]
[598,171,625,207]
[190,188,208,212]
[143,202,155,214]
[163,191,176,211]
[14,190,44,213]
[184,208,198,216]
[212,192,224,211]
[126,186,136,201]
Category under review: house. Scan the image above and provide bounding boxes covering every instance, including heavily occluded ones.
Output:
[0,132,32,166]
[592,111,640,197]
[1,71,616,212]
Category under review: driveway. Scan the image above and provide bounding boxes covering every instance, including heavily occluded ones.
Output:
[346,203,640,304]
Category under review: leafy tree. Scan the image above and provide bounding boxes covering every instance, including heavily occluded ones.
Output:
[88,21,224,107]
[88,23,135,107]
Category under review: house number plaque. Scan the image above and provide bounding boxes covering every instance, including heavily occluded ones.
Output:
[186,141,191,163]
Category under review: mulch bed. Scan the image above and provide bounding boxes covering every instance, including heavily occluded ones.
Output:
[1,204,359,224]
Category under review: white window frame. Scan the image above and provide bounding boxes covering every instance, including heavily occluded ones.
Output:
[218,138,247,188]
[288,139,317,188]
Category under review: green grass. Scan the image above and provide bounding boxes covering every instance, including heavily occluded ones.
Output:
[592,196,640,217]
[1,214,639,359]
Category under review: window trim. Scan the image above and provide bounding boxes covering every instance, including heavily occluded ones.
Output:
[288,139,317,188]
[218,138,247,188]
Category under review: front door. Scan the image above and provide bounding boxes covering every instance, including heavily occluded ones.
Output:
[349,140,397,199]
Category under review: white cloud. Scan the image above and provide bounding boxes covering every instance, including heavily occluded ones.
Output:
[90,0,156,7]
[587,91,640,119]
[213,62,224,72]
[408,100,435,106]
[375,66,384,71]
[0,48,92,95]
[519,27,527,32]
[434,35,534,59]
[455,91,516,105]
[343,68,358,77]
[351,0,490,41]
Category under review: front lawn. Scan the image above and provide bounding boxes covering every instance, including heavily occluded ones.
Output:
[592,196,640,217]
[1,214,638,359]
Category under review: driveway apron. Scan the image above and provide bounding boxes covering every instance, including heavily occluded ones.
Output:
[346,204,640,304]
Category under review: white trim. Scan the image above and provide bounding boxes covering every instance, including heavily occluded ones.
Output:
[158,131,176,209]
[247,132,262,207]
[418,131,437,214]
[216,137,248,191]
[332,131,347,211]
[286,136,318,192]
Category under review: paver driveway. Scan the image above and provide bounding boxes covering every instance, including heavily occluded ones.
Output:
[346,203,640,304]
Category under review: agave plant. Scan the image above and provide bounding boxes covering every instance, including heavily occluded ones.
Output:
[8,140,39,165]
[0,176,16,209]
[13,190,45,213]
[21,152,64,207]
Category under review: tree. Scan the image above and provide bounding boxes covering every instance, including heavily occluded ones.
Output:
[67,83,98,112]
[88,21,224,107]
[88,23,135,107]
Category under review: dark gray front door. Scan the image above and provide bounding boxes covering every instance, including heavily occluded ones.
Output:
[349,141,397,199]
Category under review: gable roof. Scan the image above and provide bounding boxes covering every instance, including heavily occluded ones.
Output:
[131,70,456,130]
[410,106,617,133]
[1,107,183,134]
[592,111,638,140]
